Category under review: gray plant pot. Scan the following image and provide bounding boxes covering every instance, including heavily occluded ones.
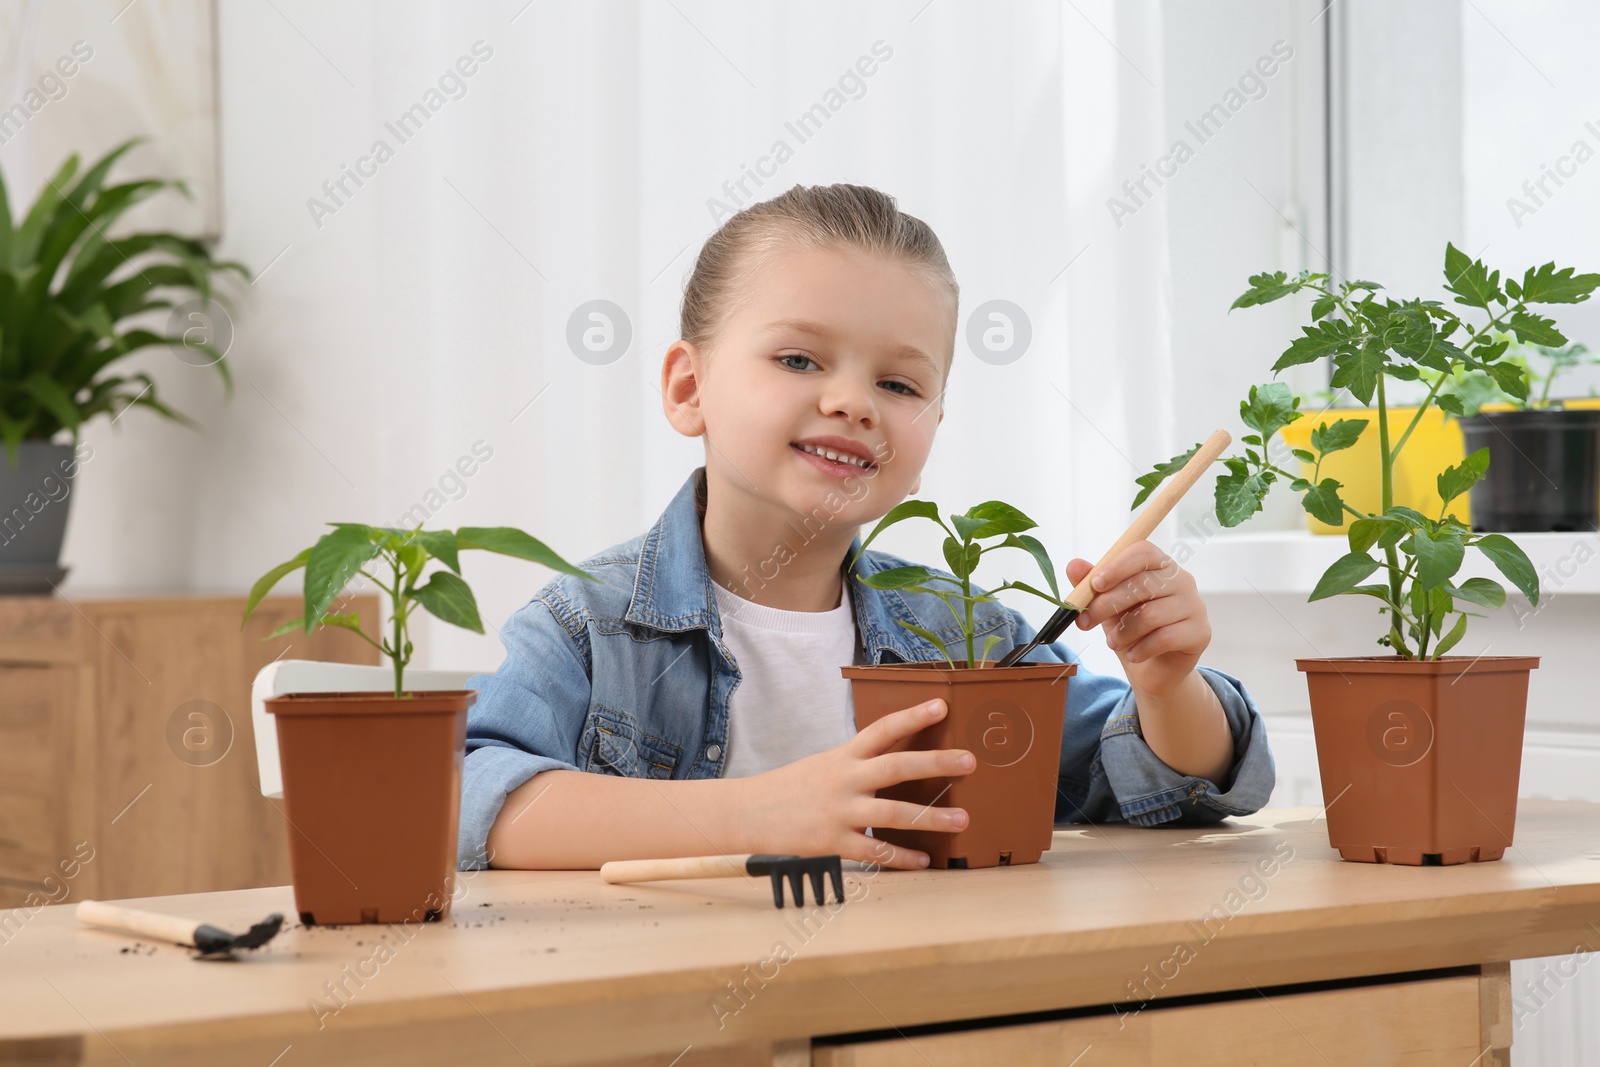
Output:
[0,441,78,594]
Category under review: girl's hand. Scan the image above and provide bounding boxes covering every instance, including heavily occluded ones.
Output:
[733,698,975,871]
[1068,543,1211,698]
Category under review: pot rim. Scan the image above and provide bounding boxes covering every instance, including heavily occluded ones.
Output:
[1461,407,1600,429]
[265,689,477,715]
[1295,654,1539,675]
[841,660,1077,682]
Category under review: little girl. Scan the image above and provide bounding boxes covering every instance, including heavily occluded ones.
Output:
[459,183,1274,872]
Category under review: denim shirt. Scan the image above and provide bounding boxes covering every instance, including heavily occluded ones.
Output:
[459,466,1275,870]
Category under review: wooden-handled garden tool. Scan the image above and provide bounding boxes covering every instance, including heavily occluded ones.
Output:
[997,429,1232,667]
[76,899,285,959]
[600,853,845,908]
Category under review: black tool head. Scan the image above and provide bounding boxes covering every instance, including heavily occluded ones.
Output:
[997,605,1082,667]
[745,855,845,909]
[193,912,285,959]
[233,912,286,949]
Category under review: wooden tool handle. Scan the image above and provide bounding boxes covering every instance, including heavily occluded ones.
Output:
[600,854,753,884]
[1064,429,1232,610]
[76,900,200,947]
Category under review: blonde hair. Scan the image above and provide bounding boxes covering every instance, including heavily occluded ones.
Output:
[679,183,959,373]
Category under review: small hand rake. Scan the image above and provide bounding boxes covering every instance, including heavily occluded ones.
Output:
[600,853,845,909]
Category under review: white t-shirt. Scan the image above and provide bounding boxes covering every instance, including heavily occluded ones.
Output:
[712,574,865,778]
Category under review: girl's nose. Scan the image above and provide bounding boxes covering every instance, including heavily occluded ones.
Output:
[822,375,879,426]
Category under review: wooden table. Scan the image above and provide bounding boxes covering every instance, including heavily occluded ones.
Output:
[4,801,1598,1066]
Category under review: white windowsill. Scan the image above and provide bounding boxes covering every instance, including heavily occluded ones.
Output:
[1174,529,1600,596]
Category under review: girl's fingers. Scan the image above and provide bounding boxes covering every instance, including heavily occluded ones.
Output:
[861,797,970,834]
[1076,578,1136,628]
[1079,565,1192,629]
[1104,594,1186,652]
[1071,545,1144,610]
[851,698,945,758]
[865,747,975,791]
[1124,619,1207,664]
[850,834,929,870]
[1080,579,1160,630]
[1088,541,1171,594]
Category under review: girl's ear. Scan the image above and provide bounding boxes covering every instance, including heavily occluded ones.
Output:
[661,340,707,437]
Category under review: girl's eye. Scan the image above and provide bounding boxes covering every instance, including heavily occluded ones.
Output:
[776,353,922,398]
[777,353,816,372]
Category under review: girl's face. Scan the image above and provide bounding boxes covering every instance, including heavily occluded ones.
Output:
[667,243,953,528]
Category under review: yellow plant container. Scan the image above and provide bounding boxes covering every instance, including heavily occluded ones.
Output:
[1280,407,1467,535]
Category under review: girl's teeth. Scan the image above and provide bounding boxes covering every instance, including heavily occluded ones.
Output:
[800,444,869,468]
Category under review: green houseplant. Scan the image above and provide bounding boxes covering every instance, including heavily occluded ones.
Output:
[1428,336,1600,532]
[1136,243,1598,865]
[243,523,595,924]
[840,499,1077,869]
[1432,336,1599,415]
[1,138,247,592]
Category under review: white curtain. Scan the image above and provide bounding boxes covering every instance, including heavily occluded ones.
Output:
[1055,0,1176,676]
[29,0,1176,676]
[0,0,45,106]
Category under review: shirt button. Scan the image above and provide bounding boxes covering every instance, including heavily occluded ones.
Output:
[706,743,723,762]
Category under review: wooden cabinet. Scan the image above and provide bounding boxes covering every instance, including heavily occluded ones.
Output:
[813,965,1511,1067]
[0,593,378,906]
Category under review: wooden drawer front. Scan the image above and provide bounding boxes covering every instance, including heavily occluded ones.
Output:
[0,599,76,662]
[814,972,1507,1067]
[0,665,79,884]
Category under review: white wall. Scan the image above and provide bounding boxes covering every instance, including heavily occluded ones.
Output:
[31,1,1312,680]
[1463,0,1600,393]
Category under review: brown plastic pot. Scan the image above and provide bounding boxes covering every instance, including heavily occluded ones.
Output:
[841,660,1074,869]
[265,689,474,925]
[1297,655,1537,865]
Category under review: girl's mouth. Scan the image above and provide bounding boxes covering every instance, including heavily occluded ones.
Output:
[791,442,876,477]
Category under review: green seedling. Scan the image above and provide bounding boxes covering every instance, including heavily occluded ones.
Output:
[244,524,596,697]
[848,499,1067,667]
[1136,244,1599,658]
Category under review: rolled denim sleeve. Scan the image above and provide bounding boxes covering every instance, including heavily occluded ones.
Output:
[458,590,591,870]
[1002,608,1276,827]
[1095,666,1276,825]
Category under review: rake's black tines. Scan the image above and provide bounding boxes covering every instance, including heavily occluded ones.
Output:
[745,855,845,908]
